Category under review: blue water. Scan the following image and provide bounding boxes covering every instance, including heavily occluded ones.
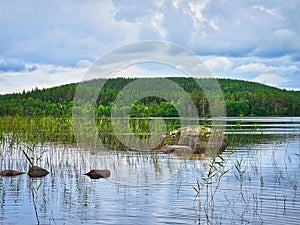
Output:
[0,117,299,224]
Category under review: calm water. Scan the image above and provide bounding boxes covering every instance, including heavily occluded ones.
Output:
[0,117,299,224]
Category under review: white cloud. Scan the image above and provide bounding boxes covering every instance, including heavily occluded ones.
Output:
[252,5,283,19]
[109,62,187,79]
[187,0,210,27]
[76,60,93,68]
[209,19,219,31]
[1,0,299,63]
[0,64,85,94]
[234,63,298,74]
[234,63,269,73]
[172,0,182,9]
[253,73,289,87]
[0,0,139,65]
[0,0,300,90]
[204,57,232,71]
[150,12,167,38]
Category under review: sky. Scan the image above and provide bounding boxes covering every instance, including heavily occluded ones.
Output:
[0,0,300,94]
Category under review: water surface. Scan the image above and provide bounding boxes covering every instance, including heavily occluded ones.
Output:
[0,117,299,224]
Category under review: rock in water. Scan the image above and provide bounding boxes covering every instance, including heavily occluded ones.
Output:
[0,170,25,176]
[28,166,49,177]
[84,169,111,179]
[159,126,228,155]
[160,145,193,154]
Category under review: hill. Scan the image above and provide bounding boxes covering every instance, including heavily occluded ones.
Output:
[0,78,299,117]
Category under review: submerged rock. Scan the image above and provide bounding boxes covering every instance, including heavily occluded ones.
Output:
[28,166,49,177]
[84,169,111,179]
[0,170,25,176]
[158,126,228,155]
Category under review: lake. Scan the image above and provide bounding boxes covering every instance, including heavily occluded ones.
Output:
[0,117,299,224]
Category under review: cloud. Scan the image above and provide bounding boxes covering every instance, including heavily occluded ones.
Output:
[234,63,298,74]
[76,60,93,68]
[0,0,139,65]
[252,5,283,19]
[1,0,300,63]
[150,12,167,38]
[231,60,300,89]
[188,1,300,58]
[0,64,84,94]
[114,62,186,78]
[0,60,37,72]
[172,0,182,9]
[253,73,289,87]
[0,0,300,90]
[234,63,268,74]
[204,57,232,71]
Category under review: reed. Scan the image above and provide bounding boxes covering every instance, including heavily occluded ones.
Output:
[0,115,183,152]
[193,153,230,224]
[0,116,74,145]
[30,180,43,225]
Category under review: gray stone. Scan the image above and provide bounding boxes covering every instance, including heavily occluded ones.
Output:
[28,166,49,177]
[0,170,25,176]
[158,126,228,155]
[84,169,111,179]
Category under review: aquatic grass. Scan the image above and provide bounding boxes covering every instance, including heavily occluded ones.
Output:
[95,116,177,150]
[234,158,245,182]
[194,119,300,224]
[0,116,74,145]
[30,180,44,225]
[232,156,252,222]
[0,116,75,172]
[192,120,270,224]
[193,153,230,224]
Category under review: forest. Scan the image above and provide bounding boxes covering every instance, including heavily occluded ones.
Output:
[0,77,299,117]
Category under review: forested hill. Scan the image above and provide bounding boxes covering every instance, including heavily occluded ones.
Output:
[0,78,299,117]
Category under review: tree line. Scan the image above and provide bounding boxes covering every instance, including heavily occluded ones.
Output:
[0,78,299,117]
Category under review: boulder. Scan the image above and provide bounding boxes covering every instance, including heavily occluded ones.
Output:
[28,166,49,177]
[158,126,228,155]
[0,170,25,176]
[84,169,111,179]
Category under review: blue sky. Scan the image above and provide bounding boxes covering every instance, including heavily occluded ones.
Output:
[0,0,300,94]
